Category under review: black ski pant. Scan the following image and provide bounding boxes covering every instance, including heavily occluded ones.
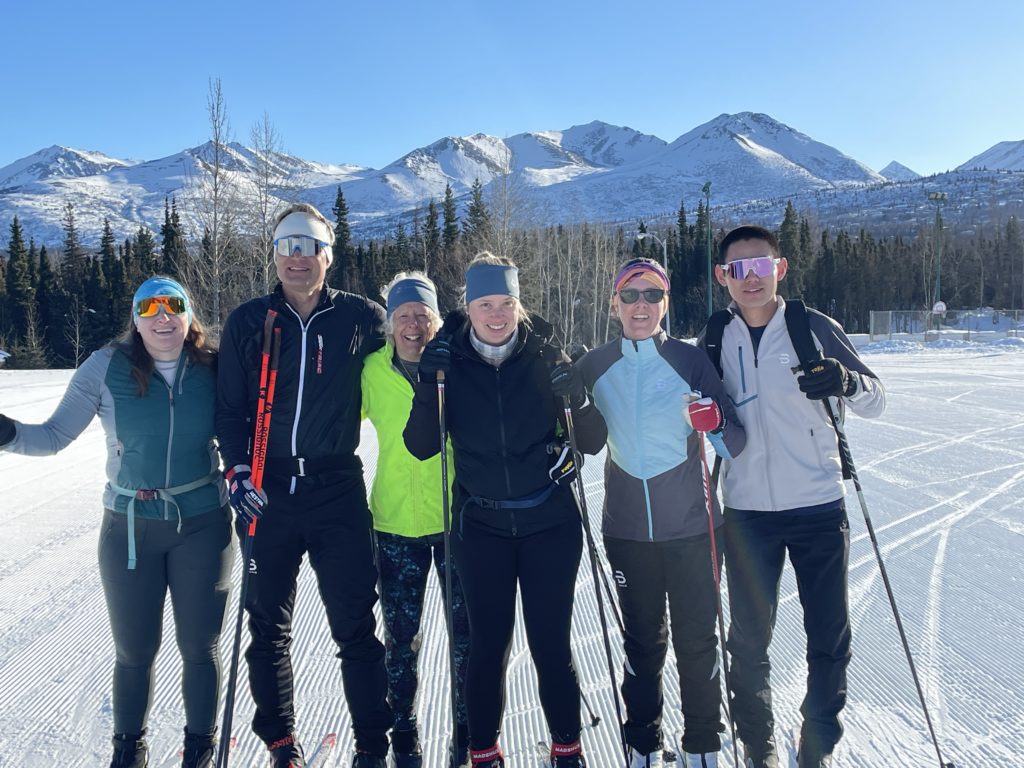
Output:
[452,512,583,751]
[723,506,851,760]
[375,531,470,754]
[98,506,233,736]
[242,472,392,756]
[604,532,725,756]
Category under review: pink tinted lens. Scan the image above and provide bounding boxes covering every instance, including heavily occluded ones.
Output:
[726,257,776,280]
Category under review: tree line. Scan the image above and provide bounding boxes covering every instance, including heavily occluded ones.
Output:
[2,191,1022,369]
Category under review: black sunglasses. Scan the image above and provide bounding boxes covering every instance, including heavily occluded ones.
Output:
[618,287,666,304]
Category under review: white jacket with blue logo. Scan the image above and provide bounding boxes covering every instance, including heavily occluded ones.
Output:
[578,333,746,542]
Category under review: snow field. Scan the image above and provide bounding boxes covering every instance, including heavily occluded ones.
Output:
[0,344,1021,766]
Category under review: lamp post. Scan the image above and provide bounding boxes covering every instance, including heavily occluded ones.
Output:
[928,191,948,308]
[636,230,670,336]
[703,181,713,318]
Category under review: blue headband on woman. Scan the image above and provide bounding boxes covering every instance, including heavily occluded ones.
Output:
[132,276,192,325]
[465,264,519,303]
[386,277,439,319]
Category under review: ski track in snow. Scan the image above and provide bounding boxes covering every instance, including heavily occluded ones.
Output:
[1,347,1022,767]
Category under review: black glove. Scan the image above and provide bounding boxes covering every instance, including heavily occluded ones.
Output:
[419,335,452,381]
[550,362,585,405]
[226,464,267,524]
[797,358,857,400]
[0,414,15,447]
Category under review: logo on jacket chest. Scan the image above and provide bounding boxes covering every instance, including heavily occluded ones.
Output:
[778,353,791,366]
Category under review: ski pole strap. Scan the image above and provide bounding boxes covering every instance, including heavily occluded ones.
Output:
[110,471,220,569]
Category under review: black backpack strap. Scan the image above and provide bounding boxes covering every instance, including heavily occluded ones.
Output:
[783,299,821,371]
[785,299,852,479]
[701,309,734,378]
[701,309,733,490]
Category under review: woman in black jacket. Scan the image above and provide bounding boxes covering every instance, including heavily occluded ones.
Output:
[404,253,606,768]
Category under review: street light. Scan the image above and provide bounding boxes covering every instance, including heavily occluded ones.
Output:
[703,182,713,318]
[635,230,670,336]
[928,191,948,309]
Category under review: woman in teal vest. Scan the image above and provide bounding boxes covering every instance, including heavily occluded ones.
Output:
[0,277,232,768]
[361,272,469,768]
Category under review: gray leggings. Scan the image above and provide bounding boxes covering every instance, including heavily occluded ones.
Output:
[98,506,233,735]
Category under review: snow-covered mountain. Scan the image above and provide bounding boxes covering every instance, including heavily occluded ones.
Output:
[0,145,136,191]
[958,139,1024,171]
[879,160,921,182]
[1,114,1021,246]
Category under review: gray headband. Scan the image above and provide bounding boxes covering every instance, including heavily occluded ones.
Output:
[386,277,439,319]
[466,264,520,303]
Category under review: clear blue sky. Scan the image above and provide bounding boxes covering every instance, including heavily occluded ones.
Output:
[4,0,1022,176]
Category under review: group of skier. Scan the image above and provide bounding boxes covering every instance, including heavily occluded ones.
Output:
[0,201,885,768]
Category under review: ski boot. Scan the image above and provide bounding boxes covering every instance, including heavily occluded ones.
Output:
[269,733,305,767]
[627,746,665,767]
[110,731,149,768]
[181,728,215,768]
[550,739,586,767]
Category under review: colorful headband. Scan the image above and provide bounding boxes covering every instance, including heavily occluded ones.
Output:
[466,264,520,303]
[132,276,192,325]
[386,277,439,319]
[613,260,670,293]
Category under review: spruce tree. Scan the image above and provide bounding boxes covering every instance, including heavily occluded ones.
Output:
[5,217,34,341]
[135,227,160,277]
[160,197,184,277]
[36,245,61,362]
[778,201,801,297]
[442,183,460,259]
[425,199,441,277]
[463,178,491,255]
[60,202,88,290]
[329,187,352,291]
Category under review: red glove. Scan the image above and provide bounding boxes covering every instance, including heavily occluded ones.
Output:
[685,397,723,433]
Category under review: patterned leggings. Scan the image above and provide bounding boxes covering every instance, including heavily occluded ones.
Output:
[375,531,470,750]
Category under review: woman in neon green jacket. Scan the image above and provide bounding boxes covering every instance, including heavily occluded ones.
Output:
[361,272,468,768]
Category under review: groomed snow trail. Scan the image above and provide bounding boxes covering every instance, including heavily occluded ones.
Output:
[0,345,1021,766]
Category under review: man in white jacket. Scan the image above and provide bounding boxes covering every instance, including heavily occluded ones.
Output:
[699,225,885,768]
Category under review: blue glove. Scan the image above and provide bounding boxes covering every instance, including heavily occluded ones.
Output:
[419,335,452,380]
[797,358,857,400]
[0,414,15,447]
[225,464,267,524]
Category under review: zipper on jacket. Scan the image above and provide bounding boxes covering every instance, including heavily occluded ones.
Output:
[738,347,748,393]
[163,384,175,521]
[494,367,514,500]
[631,347,654,540]
[284,302,333,495]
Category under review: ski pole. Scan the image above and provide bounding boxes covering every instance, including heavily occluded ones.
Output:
[437,370,463,768]
[687,394,741,768]
[564,344,626,639]
[560,393,630,768]
[820,393,955,768]
[570,646,602,728]
[217,311,280,768]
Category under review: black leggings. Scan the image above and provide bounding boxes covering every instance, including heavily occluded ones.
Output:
[452,512,583,750]
[98,506,233,735]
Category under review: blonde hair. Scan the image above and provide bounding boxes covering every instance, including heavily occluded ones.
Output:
[461,251,530,326]
[380,270,442,339]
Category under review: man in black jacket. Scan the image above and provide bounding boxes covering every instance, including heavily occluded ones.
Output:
[217,203,392,768]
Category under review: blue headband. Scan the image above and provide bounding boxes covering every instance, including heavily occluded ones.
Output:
[132,276,192,324]
[465,264,519,303]
[386,277,439,319]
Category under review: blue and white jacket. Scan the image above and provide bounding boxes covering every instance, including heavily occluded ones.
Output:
[578,332,746,542]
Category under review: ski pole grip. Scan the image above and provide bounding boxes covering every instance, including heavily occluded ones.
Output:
[436,370,445,383]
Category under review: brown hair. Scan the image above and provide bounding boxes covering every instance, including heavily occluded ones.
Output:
[113,308,216,397]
